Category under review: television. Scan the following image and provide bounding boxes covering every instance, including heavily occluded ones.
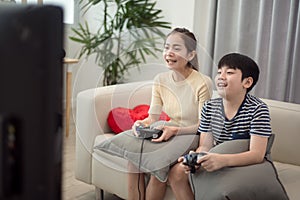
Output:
[0,5,63,200]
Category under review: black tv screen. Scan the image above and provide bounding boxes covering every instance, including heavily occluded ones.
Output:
[0,5,63,200]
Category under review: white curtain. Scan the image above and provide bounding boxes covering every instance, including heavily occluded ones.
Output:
[194,0,300,104]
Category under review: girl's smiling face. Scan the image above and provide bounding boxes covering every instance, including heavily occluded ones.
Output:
[163,33,194,71]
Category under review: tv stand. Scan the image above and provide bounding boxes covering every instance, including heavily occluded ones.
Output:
[63,58,79,138]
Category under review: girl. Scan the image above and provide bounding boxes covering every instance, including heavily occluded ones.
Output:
[129,28,212,200]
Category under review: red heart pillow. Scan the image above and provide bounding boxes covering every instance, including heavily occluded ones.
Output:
[107,104,170,134]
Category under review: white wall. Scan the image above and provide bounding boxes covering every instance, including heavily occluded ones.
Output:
[64,0,197,108]
[155,0,195,31]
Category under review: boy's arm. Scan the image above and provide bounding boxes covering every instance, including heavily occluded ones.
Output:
[178,132,213,171]
[198,135,268,172]
[195,132,214,153]
[222,135,268,166]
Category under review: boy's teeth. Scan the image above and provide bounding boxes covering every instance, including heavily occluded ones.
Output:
[218,83,227,87]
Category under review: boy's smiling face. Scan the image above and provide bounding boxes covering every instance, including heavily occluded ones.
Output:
[215,65,253,99]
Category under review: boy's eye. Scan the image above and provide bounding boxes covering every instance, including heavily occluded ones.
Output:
[227,70,235,74]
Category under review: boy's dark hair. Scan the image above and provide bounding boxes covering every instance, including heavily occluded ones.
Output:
[218,53,260,93]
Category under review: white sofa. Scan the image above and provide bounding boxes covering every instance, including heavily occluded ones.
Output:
[75,81,300,200]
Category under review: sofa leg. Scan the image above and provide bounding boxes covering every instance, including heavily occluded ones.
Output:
[95,187,104,200]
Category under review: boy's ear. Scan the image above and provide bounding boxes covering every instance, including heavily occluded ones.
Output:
[243,77,253,89]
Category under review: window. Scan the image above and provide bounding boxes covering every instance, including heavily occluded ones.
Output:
[15,0,74,24]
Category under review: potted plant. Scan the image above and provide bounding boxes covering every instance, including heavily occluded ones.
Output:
[0,0,16,3]
[70,0,171,86]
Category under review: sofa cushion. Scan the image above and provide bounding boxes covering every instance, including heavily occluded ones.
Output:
[192,139,289,200]
[274,161,300,200]
[107,105,170,134]
[94,121,199,182]
[107,107,134,134]
[93,133,129,172]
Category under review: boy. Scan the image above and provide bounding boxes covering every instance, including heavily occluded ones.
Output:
[168,53,272,199]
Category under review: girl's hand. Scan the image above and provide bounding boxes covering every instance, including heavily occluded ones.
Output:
[151,126,177,142]
[197,153,227,172]
[132,120,146,137]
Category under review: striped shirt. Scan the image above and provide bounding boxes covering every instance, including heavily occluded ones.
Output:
[199,94,272,144]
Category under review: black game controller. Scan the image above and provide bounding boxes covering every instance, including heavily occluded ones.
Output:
[182,152,207,173]
[136,125,163,139]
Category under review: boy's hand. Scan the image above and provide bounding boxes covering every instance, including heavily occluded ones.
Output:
[178,156,194,173]
[178,151,202,173]
[197,153,227,172]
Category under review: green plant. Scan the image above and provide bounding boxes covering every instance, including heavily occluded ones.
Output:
[70,0,171,86]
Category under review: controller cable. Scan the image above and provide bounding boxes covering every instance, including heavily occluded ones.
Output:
[136,123,165,200]
[189,172,196,200]
[136,122,194,200]
[137,136,146,200]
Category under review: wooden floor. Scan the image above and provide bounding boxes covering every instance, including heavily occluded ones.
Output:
[62,110,123,200]
[62,118,95,200]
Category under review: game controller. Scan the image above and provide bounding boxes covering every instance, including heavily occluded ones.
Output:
[182,152,207,173]
[136,125,163,139]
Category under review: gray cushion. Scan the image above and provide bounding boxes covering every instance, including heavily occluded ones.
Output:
[191,138,289,200]
[94,121,199,182]
[209,139,250,154]
[209,134,275,155]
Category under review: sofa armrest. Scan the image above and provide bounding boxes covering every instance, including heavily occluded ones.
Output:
[75,87,102,183]
[75,81,153,183]
[262,99,300,166]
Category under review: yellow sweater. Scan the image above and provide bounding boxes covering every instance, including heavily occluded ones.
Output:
[149,70,213,127]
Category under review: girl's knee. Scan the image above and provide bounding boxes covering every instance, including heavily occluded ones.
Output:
[168,164,187,183]
[149,175,165,185]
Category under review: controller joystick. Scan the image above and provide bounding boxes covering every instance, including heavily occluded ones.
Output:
[135,124,146,134]
[182,152,207,173]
